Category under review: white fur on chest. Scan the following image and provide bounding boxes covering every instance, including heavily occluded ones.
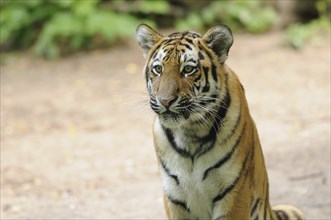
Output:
[154,111,242,219]
[161,151,217,218]
[154,105,245,219]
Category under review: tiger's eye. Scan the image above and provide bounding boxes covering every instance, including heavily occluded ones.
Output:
[184,66,193,73]
[182,65,196,76]
[153,65,163,75]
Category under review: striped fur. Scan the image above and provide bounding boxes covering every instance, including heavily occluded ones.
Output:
[136,24,304,220]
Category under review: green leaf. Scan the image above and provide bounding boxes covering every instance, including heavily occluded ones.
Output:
[138,0,170,14]
[86,10,139,41]
[34,12,83,57]
[72,0,99,17]
[50,0,74,8]
[176,12,203,31]
[0,5,29,44]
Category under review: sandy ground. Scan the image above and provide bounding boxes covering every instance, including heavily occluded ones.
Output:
[1,31,330,219]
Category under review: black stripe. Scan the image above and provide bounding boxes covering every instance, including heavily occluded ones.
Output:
[218,101,242,145]
[168,196,190,212]
[185,38,193,44]
[228,104,242,136]
[150,95,160,110]
[202,66,209,77]
[211,63,218,81]
[217,74,230,122]
[193,138,214,159]
[150,43,162,58]
[194,87,231,159]
[275,210,282,220]
[250,198,261,216]
[163,54,171,62]
[202,46,220,82]
[275,210,289,220]
[181,43,193,50]
[201,66,210,93]
[150,101,159,112]
[202,81,210,93]
[212,142,251,204]
[160,159,179,185]
[168,32,179,38]
[163,126,193,160]
[203,123,246,180]
[145,66,150,85]
[203,43,215,61]
[181,31,189,37]
[163,39,176,46]
[208,87,230,140]
[186,58,197,63]
[152,51,158,60]
[191,32,200,38]
[212,170,240,204]
[198,51,205,60]
[212,84,230,129]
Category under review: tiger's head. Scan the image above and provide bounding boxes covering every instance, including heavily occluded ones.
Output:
[136,24,233,128]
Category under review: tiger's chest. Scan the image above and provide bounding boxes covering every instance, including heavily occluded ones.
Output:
[154,119,235,218]
[159,146,217,218]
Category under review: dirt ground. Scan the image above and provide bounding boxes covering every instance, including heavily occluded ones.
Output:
[1,31,330,219]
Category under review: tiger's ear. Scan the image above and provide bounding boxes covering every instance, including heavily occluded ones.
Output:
[202,25,233,64]
[136,24,162,57]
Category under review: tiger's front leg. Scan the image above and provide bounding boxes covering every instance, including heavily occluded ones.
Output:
[211,192,250,220]
[211,209,250,220]
[163,196,191,219]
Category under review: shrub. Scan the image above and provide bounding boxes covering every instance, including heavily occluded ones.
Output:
[285,0,330,49]
[176,0,277,33]
[0,0,158,58]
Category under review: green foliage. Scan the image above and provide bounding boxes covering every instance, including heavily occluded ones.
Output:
[176,1,276,33]
[285,0,330,49]
[0,0,160,58]
[1,0,328,57]
[285,17,329,49]
[138,0,170,14]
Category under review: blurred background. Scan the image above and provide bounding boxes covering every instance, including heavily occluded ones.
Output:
[1,0,330,219]
[1,0,330,58]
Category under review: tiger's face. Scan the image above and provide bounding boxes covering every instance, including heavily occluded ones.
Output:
[136,25,233,128]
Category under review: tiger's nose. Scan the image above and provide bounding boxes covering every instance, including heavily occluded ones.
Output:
[158,96,177,108]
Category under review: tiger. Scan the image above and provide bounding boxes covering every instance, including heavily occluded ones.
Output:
[136,24,304,220]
